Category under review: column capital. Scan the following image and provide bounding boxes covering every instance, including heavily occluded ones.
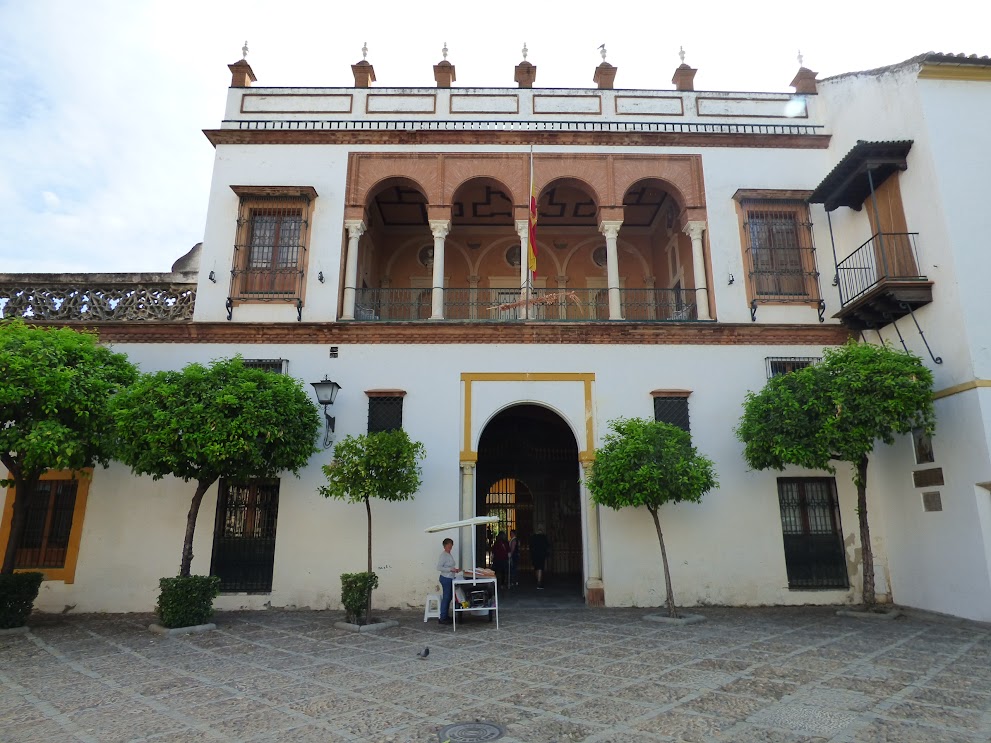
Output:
[515,219,528,240]
[683,220,706,241]
[344,220,366,239]
[460,461,476,474]
[556,275,570,287]
[598,220,623,239]
[429,219,451,240]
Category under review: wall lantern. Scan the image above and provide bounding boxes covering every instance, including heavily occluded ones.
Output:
[310,376,342,448]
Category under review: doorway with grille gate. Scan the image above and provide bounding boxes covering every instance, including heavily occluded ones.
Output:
[475,404,582,593]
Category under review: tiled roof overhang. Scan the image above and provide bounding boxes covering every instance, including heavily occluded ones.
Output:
[808,140,913,212]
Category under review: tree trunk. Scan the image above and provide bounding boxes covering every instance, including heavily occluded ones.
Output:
[1,471,37,575]
[365,496,373,624]
[179,480,212,578]
[649,506,678,619]
[856,454,876,610]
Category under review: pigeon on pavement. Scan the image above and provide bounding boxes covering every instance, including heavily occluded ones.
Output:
[417,647,430,659]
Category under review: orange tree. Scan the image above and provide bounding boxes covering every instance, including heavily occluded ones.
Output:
[319,429,425,623]
[112,357,320,578]
[0,320,137,574]
[737,341,934,609]
[587,418,717,618]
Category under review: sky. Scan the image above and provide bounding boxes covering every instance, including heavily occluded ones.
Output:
[1,0,988,274]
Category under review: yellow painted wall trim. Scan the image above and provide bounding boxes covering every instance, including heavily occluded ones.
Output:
[0,469,92,584]
[918,65,991,82]
[460,372,596,460]
[933,379,991,400]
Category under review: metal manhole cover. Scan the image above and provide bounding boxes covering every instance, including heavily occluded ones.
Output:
[438,721,505,742]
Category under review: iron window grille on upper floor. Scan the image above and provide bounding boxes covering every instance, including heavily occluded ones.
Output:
[227,186,317,321]
[741,199,820,302]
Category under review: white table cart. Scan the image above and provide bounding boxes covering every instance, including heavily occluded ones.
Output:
[425,515,500,631]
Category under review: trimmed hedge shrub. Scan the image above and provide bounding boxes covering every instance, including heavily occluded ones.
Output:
[157,575,221,629]
[340,571,378,625]
[0,572,44,629]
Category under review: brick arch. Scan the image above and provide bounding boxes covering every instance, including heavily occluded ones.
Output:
[443,155,526,206]
[612,155,706,215]
[345,152,707,223]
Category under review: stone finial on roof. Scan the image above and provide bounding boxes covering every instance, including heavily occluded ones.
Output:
[672,45,697,91]
[352,42,376,88]
[515,41,537,88]
[593,44,617,89]
[790,49,819,95]
[434,42,455,87]
[228,41,256,88]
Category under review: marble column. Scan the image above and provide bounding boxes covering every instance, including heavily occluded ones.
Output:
[684,220,711,320]
[599,220,623,320]
[429,220,450,320]
[580,459,605,606]
[460,461,476,569]
[341,220,365,321]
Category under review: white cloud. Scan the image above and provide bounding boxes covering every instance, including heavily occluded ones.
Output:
[0,0,987,273]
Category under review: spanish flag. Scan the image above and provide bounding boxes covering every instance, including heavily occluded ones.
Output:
[527,151,538,275]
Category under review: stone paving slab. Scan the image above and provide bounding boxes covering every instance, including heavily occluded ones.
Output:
[1,605,990,742]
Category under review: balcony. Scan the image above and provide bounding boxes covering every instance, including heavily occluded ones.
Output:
[352,287,701,323]
[833,232,932,330]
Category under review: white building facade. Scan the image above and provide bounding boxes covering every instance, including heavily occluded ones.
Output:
[3,51,990,620]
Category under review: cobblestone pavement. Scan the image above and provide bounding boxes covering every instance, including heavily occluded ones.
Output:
[2,603,990,742]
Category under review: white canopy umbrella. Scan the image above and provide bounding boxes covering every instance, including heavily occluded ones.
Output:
[424,515,499,575]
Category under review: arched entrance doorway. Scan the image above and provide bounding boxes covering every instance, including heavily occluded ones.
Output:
[475,404,582,595]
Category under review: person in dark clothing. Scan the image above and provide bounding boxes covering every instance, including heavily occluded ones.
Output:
[530,530,550,589]
[492,531,510,589]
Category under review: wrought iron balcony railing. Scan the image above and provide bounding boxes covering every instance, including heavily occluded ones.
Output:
[352,287,701,322]
[835,232,924,306]
[0,275,196,322]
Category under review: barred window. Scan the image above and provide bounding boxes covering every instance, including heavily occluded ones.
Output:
[737,195,820,304]
[15,480,78,570]
[766,357,820,378]
[652,394,690,434]
[242,358,287,375]
[229,186,316,304]
[368,396,404,433]
[777,478,848,589]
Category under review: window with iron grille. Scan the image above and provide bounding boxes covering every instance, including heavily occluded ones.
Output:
[777,478,848,589]
[14,479,78,570]
[653,396,690,433]
[242,358,287,375]
[766,356,820,378]
[740,198,819,302]
[229,186,316,303]
[368,396,404,433]
[210,479,280,593]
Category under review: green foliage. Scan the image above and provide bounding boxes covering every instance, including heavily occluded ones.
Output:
[112,357,320,485]
[319,429,426,507]
[156,575,221,629]
[587,418,718,512]
[340,571,379,625]
[112,356,320,577]
[737,341,935,482]
[0,319,138,484]
[737,341,935,609]
[0,572,44,628]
